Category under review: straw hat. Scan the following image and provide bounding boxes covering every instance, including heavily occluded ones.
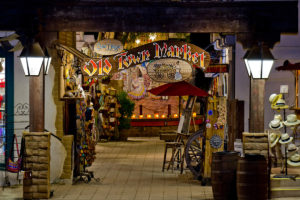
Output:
[287,143,299,157]
[269,93,278,104]
[279,133,293,144]
[269,119,283,130]
[274,114,282,121]
[283,114,300,127]
[287,153,300,166]
[269,133,280,148]
[273,99,289,109]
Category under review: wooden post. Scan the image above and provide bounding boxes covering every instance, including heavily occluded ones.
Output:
[295,70,298,108]
[29,73,45,132]
[249,79,265,132]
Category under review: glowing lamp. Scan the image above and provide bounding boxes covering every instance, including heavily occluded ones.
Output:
[20,42,45,76]
[154,114,159,118]
[193,112,197,118]
[147,114,152,119]
[161,114,166,119]
[243,44,275,79]
[149,33,157,41]
[173,114,178,118]
[139,115,144,119]
[131,114,136,119]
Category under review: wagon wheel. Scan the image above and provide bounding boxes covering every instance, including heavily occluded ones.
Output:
[185,129,205,180]
[167,71,175,80]
[154,72,164,80]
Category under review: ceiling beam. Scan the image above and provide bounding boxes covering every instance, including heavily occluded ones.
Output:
[0,1,297,34]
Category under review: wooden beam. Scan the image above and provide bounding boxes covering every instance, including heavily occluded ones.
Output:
[0,1,297,34]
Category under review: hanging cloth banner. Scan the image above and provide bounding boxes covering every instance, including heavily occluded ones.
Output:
[81,40,211,77]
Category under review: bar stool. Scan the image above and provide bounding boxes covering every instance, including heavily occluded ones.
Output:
[162,133,185,173]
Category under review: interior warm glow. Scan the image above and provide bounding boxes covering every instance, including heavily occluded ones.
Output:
[193,112,197,117]
[131,114,136,119]
[154,114,159,118]
[149,33,157,41]
[21,57,43,76]
[147,114,152,119]
[173,114,178,118]
[139,115,144,119]
[135,39,141,44]
[161,114,166,118]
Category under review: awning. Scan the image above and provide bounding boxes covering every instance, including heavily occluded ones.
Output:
[148,81,209,97]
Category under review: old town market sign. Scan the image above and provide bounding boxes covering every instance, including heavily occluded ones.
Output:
[82,40,210,80]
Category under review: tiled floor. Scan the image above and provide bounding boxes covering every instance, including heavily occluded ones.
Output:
[0,137,213,200]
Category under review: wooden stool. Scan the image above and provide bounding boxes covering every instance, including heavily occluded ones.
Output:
[162,134,185,173]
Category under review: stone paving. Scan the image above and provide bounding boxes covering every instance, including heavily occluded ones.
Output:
[0,137,213,200]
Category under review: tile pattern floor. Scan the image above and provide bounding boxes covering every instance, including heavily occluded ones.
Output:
[2,137,298,199]
[0,137,213,200]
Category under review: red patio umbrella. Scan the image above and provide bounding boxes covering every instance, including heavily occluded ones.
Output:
[148,81,209,97]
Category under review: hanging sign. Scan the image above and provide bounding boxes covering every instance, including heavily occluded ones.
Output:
[82,40,210,77]
[147,58,192,82]
[94,39,123,55]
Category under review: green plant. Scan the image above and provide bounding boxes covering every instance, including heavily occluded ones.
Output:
[117,91,135,130]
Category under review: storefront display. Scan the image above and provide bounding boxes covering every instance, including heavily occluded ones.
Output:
[267,93,300,178]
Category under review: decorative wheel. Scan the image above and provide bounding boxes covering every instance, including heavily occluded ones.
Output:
[185,129,205,180]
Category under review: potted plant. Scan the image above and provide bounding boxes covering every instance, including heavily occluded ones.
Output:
[116,91,135,140]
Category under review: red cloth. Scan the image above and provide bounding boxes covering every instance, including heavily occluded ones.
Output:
[148,81,209,97]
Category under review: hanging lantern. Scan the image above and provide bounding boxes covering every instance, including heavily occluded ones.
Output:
[243,44,275,79]
[20,42,45,76]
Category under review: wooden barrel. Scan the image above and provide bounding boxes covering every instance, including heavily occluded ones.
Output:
[237,154,268,200]
[211,151,239,200]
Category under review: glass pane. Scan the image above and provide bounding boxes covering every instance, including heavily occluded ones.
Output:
[0,57,5,165]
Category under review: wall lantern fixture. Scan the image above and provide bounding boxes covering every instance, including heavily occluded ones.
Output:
[20,42,52,76]
[243,44,275,79]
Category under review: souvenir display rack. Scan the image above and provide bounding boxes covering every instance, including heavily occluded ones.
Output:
[98,87,121,141]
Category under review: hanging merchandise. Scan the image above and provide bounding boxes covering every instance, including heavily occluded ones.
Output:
[7,134,22,173]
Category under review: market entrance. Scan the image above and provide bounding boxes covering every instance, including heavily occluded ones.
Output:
[58,32,229,184]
